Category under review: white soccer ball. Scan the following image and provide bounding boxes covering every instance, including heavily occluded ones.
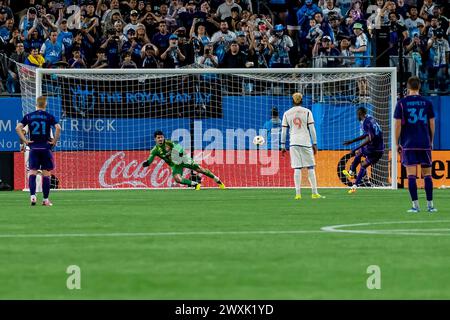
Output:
[253,135,265,146]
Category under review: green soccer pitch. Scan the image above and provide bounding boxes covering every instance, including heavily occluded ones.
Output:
[0,188,449,299]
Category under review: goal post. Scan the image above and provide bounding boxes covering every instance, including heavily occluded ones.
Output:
[18,66,397,189]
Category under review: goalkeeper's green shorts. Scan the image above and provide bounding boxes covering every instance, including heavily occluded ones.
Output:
[171,161,200,177]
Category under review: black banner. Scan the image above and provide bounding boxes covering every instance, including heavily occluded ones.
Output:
[44,74,223,119]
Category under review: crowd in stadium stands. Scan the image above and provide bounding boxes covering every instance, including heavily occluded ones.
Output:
[0,0,448,94]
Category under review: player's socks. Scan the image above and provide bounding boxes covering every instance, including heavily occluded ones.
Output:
[29,174,37,196]
[294,169,301,196]
[424,175,433,201]
[43,176,51,200]
[407,175,419,204]
[308,169,318,195]
[349,154,362,173]
[354,167,367,186]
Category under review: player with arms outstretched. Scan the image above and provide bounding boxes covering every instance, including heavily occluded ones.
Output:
[142,130,225,190]
[281,93,324,200]
[16,96,61,206]
[342,107,384,193]
[394,76,437,213]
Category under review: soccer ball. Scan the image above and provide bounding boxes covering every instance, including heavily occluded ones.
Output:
[253,135,265,146]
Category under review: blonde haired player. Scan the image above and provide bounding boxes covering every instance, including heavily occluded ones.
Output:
[281,93,324,200]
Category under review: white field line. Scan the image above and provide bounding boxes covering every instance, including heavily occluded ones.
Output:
[0,230,321,239]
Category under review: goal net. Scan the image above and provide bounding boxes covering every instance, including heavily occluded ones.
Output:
[17,65,397,189]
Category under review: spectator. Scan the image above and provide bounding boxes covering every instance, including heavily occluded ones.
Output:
[178,1,198,30]
[405,6,426,35]
[141,43,159,68]
[91,48,108,69]
[322,0,342,20]
[312,35,341,67]
[160,34,186,68]
[155,3,178,32]
[306,18,324,45]
[113,21,128,45]
[6,42,26,94]
[122,28,145,66]
[40,30,65,66]
[19,7,40,38]
[100,29,123,68]
[123,9,142,35]
[221,40,247,67]
[426,28,449,92]
[336,0,352,18]
[216,0,242,20]
[387,12,408,59]
[396,0,409,19]
[419,0,435,21]
[102,0,121,26]
[121,51,137,68]
[211,20,236,63]
[269,24,294,67]
[253,34,273,68]
[57,19,73,58]
[225,6,241,31]
[426,17,440,38]
[196,43,219,67]
[24,47,45,67]
[6,27,23,54]
[104,9,123,33]
[85,0,101,37]
[152,21,171,53]
[346,0,363,21]
[431,6,448,33]
[190,21,211,46]
[329,15,346,46]
[366,0,384,16]
[297,0,322,38]
[68,47,87,68]
[339,37,353,67]
[349,23,370,67]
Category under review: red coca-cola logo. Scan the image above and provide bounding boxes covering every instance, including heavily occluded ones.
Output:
[98,152,176,188]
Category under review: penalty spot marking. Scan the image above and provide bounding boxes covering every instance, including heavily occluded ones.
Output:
[321,220,450,236]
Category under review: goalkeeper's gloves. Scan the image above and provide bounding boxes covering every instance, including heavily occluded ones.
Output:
[142,160,150,167]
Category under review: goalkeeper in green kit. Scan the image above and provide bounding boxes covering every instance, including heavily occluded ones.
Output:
[142,130,226,190]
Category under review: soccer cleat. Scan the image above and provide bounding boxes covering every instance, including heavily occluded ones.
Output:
[407,207,420,213]
[30,195,37,206]
[218,182,226,190]
[427,207,438,213]
[312,193,325,199]
[195,183,201,191]
[295,195,302,200]
[348,186,357,194]
[42,199,53,206]
[342,169,355,179]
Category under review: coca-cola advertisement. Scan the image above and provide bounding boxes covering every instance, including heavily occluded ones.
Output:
[14,150,351,189]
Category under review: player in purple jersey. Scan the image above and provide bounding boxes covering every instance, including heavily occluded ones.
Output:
[394,76,436,213]
[16,96,61,206]
[342,107,384,194]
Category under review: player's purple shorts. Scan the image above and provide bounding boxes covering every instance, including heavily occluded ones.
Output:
[362,148,383,165]
[29,149,55,171]
[401,149,432,167]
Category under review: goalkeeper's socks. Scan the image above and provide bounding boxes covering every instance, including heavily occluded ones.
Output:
[203,169,216,180]
[43,176,51,199]
[180,178,197,187]
[29,174,37,196]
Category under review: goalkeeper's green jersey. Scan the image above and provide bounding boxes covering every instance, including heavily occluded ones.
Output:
[147,140,184,167]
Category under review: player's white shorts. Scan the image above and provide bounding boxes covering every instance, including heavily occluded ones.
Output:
[289,146,315,169]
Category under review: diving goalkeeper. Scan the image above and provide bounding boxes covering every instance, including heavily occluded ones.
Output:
[142,130,225,190]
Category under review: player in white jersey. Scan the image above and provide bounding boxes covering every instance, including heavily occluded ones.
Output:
[281,93,324,200]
